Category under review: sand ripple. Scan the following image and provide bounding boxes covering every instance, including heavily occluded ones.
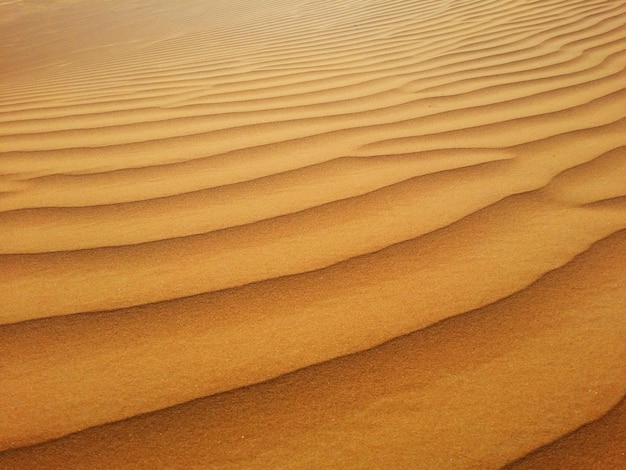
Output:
[1,0,625,468]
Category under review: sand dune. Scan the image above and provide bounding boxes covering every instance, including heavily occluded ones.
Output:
[1,0,625,468]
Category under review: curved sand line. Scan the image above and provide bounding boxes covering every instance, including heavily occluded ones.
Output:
[1,194,625,448]
[0,229,625,467]
[1,0,625,467]
[504,396,626,469]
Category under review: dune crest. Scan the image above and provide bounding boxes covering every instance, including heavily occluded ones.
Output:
[1,0,625,467]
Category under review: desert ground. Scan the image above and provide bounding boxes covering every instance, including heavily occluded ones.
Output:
[0,0,625,468]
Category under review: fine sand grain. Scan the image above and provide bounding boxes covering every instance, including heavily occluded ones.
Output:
[1,0,625,468]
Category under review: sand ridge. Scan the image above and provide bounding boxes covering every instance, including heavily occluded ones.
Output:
[1,0,625,468]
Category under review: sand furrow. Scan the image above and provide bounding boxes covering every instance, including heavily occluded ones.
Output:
[3,15,620,118]
[0,133,623,255]
[1,0,624,466]
[0,100,624,217]
[2,64,623,189]
[504,396,626,469]
[0,152,514,253]
[0,224,624,461]
[1,2,623,108]
[2,13,620,118]
[2,40,624,149]
[1,115,624,315]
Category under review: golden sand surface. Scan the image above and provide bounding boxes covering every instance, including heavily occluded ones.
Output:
[0,0,625,468]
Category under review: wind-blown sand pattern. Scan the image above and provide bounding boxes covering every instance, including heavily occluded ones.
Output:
[1,0,625,468]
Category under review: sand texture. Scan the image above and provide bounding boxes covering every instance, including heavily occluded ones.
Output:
[1,0,625,468]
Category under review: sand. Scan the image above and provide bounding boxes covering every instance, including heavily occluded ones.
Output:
[0,0,625,468]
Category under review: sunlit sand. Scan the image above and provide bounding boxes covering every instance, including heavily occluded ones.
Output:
[1,0,625,468]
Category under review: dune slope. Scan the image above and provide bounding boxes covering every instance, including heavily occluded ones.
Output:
[1,0,625,468]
